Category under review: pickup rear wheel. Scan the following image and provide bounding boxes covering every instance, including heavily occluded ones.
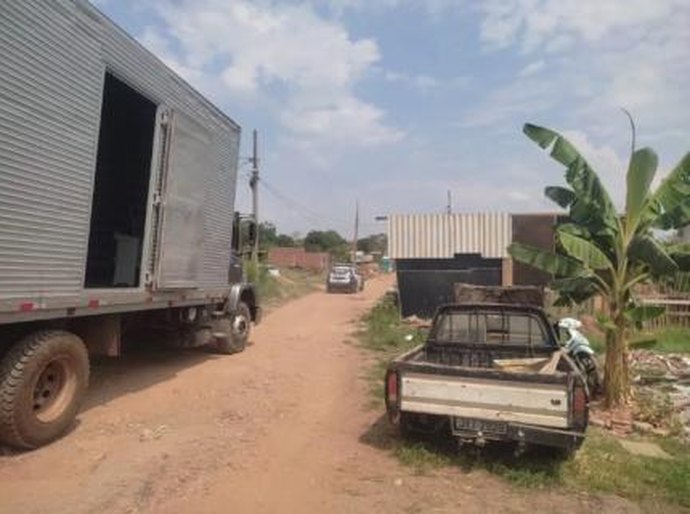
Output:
[0,330,89,449]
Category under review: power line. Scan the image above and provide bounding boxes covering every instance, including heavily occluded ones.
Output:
[258,178,378,231]
[260,180,334,227]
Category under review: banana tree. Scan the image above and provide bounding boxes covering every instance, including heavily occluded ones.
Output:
[508,123,690,407]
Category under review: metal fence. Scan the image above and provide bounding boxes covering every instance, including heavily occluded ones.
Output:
[639,297,690,329]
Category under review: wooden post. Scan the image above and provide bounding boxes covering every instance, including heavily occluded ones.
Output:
[501,258,513,286]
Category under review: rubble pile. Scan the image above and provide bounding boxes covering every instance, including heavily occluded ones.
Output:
[630,350,690,440]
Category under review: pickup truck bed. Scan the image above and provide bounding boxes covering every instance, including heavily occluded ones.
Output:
[385,304,588,450]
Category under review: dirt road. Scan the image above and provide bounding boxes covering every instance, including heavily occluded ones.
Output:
[0,276,643,513]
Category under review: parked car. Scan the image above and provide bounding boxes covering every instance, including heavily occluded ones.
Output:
[385,303,589,453]
[326,264,364,293]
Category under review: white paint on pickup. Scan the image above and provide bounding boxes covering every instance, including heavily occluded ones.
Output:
[400,372,569,429]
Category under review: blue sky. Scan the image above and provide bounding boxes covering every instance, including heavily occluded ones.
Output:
[95,0,690,237]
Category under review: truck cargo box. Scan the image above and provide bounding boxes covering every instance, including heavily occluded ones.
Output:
[0,0,241,323]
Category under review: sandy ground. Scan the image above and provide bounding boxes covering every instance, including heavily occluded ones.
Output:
[0,275,656,513]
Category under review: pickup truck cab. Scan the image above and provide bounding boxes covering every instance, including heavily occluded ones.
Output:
[385,304,588,452]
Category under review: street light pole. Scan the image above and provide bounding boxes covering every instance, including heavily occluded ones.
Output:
[249,129,259,265]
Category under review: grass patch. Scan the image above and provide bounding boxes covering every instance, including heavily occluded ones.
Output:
[634,327,690,353]
[248,263,324,309]
[358,296,426,405]
[359,298,690,508]
[583,326,690,355]
[563,430,690,506]
[395,442,453,474]
[359,296,426,353]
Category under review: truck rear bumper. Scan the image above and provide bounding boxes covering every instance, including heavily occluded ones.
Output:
[451,417,585,450]
[327,281,356,292]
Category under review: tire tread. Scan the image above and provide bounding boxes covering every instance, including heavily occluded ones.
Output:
[0,330,88,449]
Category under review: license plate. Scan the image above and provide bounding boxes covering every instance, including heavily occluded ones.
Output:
[453,417,507,435]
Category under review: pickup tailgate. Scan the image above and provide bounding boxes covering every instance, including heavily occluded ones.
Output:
[399,368,570,429]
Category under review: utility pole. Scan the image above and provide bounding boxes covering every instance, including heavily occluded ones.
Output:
[352,200,359,263]
[446,190,452,214]
[249,129,259,264]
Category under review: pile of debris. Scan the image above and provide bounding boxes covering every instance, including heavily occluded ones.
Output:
[630,350,690,440]
[402,315,431,329]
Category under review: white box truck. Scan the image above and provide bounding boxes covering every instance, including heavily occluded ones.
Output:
[0,0,260,448]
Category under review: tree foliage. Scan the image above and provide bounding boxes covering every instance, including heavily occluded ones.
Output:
[358,233,388,255]
[256,221,297,249]
[304,230,349,258]
[508,123,690,407]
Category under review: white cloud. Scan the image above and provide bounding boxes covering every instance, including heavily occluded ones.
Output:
[138,0,401,151]
[464,0,690,152]
[518,59,544,78]
[459,74,556,128]
[383,70,469,91]
[479,0,681,51]
[319,0,467,17]
[281,95,403,147]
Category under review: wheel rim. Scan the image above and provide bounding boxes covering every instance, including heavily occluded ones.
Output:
[32,357,77,423]
[232,314,249,338]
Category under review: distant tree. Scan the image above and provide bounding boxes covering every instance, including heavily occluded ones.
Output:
[248,221,298,249]
[304,230,349,259]
[358,233,387,255]
[258,222,278,249]
[275,234,296,247]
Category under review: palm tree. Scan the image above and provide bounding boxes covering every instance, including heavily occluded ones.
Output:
[509,123,690,408]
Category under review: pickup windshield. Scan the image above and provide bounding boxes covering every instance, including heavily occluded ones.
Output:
[432,310,548,346]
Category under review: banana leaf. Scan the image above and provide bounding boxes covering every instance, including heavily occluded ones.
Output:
[650,152,690,214]
[625,148,658,227]
[558,231,613,270]
[628,235,679,275]
[508,242,589,277]
[524,124,618,232]
[544,186,575,208]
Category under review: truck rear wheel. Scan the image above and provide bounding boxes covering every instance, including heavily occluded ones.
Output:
[212,302,251,354]
[0,330,89,449]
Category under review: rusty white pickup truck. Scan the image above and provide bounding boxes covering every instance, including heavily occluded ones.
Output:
[385,304,589,452]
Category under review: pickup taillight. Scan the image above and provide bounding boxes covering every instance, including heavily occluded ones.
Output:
[386,370,398,404]
[572,382,588,428]
[385,370,400,423]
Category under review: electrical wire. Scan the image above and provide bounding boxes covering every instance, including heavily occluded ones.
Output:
[259,178,367,230]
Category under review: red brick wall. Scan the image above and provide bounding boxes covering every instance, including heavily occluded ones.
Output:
[267,248,330,272]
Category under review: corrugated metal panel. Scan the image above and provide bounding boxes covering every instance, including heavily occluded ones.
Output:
[0,0,239,304]
[388,213,512,259]
[0,0,102,299]
[156,111,210,288]
[94,1,238,291]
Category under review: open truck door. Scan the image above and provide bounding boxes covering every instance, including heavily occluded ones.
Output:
[152,110,212,290]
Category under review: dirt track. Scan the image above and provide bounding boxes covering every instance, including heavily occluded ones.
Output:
[0,275,645,513]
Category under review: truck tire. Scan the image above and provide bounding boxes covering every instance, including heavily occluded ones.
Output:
[212,302,251,354]
[0,330,89,449]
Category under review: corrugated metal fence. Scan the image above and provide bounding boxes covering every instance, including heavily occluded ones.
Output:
[388,213,511,260]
